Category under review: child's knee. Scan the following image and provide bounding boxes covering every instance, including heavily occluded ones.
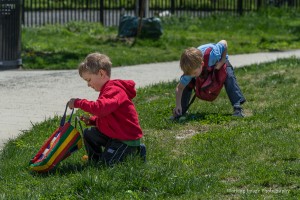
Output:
[226,66,235,77]
[83,129,88,140]
[82,127,95,139]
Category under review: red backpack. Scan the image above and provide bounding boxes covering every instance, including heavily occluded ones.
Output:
[194,47,227,101]
[187,47,227,106]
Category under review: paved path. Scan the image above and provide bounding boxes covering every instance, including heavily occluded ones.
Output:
[1,50,300,149]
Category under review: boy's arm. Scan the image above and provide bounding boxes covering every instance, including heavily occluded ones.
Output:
[174,82,185,116]
[215,40,228,70]
[73,89,120,117]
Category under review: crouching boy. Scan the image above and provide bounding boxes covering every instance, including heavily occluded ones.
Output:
[172,40,246,119]
[68,52,146,166]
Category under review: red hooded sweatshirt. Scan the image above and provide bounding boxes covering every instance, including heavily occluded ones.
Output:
[74,80,143,141]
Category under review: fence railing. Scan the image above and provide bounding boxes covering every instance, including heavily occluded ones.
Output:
[22,0,300,27]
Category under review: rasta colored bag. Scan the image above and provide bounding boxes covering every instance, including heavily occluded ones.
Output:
[29,104,83,173]
[194,47,227,101]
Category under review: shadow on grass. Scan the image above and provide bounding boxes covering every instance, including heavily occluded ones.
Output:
[170,111,232,124]
[29,162,89,177]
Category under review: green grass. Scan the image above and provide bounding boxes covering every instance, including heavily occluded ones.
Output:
[1,57,299,199]
[21,8,300,69]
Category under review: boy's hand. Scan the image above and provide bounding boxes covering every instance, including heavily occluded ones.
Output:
[174,82,185,118]
[80,115,91,126]
[68,98,76,109]
[173,106,182,117]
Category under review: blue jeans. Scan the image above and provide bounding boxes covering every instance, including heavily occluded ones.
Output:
[180,60,246,115]
[224,62,246,109]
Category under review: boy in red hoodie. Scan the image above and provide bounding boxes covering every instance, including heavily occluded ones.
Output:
[68,52,146,166]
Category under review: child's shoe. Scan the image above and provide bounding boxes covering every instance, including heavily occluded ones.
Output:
[232,107,245,117]
[139,144,147,162]
[169,115,179,121]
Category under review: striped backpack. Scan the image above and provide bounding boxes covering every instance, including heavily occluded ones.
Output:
[29,104,83,173]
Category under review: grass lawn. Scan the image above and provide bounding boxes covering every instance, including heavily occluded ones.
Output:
[21,8,300,69]
[0,57,299,199]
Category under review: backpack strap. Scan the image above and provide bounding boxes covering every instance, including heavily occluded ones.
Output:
[200,47,213,78]
[203,47,212,68]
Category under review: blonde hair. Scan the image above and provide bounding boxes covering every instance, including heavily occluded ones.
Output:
[78,52,112,77]
[180,47,203,75]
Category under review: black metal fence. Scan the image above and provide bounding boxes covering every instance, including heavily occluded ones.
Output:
[22,0,300,27]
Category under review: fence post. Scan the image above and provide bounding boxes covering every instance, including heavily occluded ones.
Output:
[136,0,148,17]
[257,0,262,10]
[171,0,175,14]
[100,0,104,25]
[144,0,149,18]
[237,0,243,15]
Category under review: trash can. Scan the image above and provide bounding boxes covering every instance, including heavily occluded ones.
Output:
[0,0,22,70]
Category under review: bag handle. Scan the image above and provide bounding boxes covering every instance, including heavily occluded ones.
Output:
[199,47,213,79]
[75,116,84,134]
[60,103,74,127]
[203,47,212,68]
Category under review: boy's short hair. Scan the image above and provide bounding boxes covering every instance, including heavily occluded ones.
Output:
[180,47,203,75]
[78,52,112,77]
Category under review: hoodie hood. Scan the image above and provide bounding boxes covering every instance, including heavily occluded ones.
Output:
[105,79,136,99]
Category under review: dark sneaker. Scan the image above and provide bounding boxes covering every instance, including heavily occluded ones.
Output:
[139,144,147,162]
[169,115,178,121]
[233,108,245,117]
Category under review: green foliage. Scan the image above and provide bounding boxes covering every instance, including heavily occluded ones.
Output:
[1,58,299,199]
[21,8,300,69]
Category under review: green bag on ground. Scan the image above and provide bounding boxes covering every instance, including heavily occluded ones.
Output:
[118,15,162,39]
